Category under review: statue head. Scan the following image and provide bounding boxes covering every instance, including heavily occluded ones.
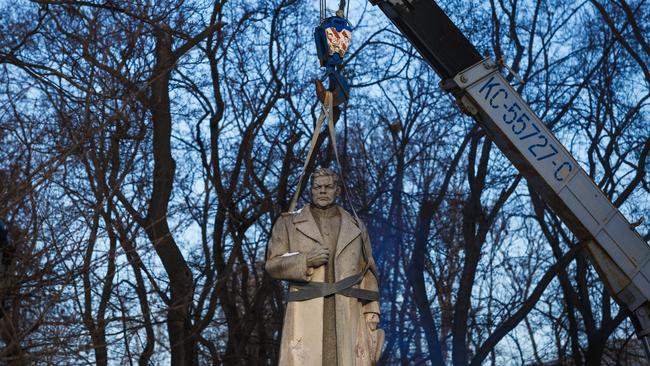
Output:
[310,168,341,209]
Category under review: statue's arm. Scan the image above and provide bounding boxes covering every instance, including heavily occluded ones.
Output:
[265,215,314,282]
[360,222,380,316]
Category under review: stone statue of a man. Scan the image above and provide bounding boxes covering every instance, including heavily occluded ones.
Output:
[266,168,383,365]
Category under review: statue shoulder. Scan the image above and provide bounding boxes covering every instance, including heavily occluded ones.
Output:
[357,218,369,234]
[276,213,293,225]
[270,212,294,235]
[281,206,302,217]
[337,206,367,230]
[277,207,303,223]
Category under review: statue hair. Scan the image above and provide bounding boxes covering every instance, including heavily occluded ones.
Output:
[310,168,340,187]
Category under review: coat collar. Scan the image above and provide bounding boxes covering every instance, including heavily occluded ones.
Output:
[292,205,323,245]
[335,206,361,257]
[292,205,361,257]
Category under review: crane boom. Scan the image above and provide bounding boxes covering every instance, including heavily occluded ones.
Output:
[370,0,650,339]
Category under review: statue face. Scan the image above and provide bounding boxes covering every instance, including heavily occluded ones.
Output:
[311,175,339,208]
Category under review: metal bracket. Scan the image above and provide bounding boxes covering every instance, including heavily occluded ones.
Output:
[456,96,478,116]
[439,78,459,92]
[453,58,499,89]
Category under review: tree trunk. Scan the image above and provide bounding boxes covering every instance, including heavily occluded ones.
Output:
[146,25,196,366]
[407,198,445,365]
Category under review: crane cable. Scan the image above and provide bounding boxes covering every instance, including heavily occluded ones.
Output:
[320,0,326,20]
[320,0,350,21]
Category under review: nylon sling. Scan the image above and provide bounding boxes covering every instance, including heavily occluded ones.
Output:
[286,92,379,302]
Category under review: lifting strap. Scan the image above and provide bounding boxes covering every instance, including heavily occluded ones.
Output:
[288,92,359,222]
[287,271,379,302]
[287,92,331,213]
[286,92,378,302]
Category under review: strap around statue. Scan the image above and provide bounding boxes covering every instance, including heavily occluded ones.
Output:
[287,268,378,302]
[286,92,378,302]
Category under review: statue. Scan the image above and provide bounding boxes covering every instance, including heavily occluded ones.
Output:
[266,168,383,365]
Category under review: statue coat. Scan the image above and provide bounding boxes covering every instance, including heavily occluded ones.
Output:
[266,205,381,365]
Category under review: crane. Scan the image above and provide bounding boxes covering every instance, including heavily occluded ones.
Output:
[369,0,650,356]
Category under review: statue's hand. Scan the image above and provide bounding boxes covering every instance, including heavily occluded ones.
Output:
[306,247,329,267]
[365,312,380,331]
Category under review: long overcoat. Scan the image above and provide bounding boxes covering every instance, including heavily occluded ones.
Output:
[266,205,380,365]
